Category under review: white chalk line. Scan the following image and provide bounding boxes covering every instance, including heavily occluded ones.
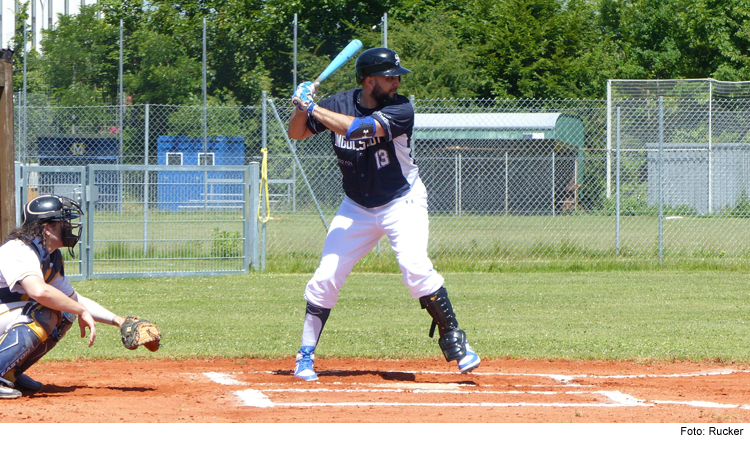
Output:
[201,370,750,410]
[203,372,246,385]
[211,368,750,382]
[232,390,650,409]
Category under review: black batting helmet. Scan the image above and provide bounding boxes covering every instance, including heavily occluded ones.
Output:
[22,195,84,248]
[355,47,411,82]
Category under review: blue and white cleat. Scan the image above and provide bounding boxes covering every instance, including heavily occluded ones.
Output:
[294,346,319,381]
[458,344,481,373]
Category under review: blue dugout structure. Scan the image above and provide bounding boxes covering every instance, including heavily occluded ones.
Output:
[37,137,121,209]
[156,136,246,210]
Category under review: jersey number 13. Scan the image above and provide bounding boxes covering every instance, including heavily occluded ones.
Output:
[375,149,391,169]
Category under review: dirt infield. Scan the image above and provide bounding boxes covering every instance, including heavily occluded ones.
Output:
[3,357,750,423]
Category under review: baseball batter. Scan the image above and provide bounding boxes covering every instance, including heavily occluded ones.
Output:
[287,47,480,381]
[0,195,160,399]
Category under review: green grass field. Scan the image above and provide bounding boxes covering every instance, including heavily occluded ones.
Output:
[53,270,750,365]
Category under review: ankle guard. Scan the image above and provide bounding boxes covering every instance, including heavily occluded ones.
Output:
[419,287,467,362]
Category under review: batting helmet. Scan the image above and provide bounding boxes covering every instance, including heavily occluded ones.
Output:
[355,47,411,82]
[22,195,84,248]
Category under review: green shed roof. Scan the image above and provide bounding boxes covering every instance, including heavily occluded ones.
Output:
[414,113,584,148]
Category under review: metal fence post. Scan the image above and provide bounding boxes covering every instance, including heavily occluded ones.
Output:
[202,18,208,154]
[85,165,94,279]
[615,106,621,255]
[143,103,150,255]
[455,153,459,215]
[119,20,124,159]
[247,162,260,271]
[261,91,267,271]
[505,151,508,214]
[658,97,664,265]
[708,81,713,214]
[14,163,22,227]
[551,150,556,216]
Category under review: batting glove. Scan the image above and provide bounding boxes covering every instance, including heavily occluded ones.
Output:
[292,81,317,113]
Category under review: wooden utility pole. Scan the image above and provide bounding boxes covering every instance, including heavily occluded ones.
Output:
[0,49,15,242]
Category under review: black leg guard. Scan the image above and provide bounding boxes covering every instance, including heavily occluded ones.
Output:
[301,302,331,348]
[419,287,467,362]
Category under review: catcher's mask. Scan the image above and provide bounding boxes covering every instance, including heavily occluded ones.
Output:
[23,194,84,249]
[355,47,411,83]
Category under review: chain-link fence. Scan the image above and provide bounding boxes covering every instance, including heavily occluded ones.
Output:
[262,97,625,272]
[16,163,260,279]
[608,79,750,266]
[13,88,750,277]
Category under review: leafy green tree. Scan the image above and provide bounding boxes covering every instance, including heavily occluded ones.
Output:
[9,1,46,101]
[599,0,750,81]
[380,8,485,99]
[457,0,607,98]
[39,4,119,105]
[123,29,203,104]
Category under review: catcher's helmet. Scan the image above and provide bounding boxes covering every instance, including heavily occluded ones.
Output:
[355,47,411,82]
[22,195,84,248]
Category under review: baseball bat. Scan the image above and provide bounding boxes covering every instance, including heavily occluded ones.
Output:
[313,39,363,87]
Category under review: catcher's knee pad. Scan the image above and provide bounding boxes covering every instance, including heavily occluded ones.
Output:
[419,287,467,362]
[0,304,61,378]
[14,312,75,376]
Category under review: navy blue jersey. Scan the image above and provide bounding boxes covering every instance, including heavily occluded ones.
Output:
[306,88,419,208]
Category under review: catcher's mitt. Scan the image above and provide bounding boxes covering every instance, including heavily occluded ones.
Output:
[120,316,161,352]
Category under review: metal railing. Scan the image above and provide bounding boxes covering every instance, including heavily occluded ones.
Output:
[16,163,259,279]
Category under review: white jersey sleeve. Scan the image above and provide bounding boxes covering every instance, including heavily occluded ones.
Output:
[0,240,45,293]
[0,240,75,297]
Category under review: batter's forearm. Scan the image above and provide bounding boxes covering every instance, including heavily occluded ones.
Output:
[311,106,387,139]
[288,109,314,140]
[309,106,353,136]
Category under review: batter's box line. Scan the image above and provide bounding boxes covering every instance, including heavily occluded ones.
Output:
[199,372,750,410]
[233,389,650,408]
[202,368,750,385]
[232,389,750,410]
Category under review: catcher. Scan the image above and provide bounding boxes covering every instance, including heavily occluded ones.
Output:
[0,195,161,399]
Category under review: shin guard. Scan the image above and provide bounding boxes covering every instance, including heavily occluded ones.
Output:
[14,312,74,376]
[0,304,61,379]
[419,287,467,362]
[301,302,331,348]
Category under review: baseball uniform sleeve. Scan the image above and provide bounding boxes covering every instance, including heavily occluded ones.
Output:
[0,241,45,293]
[371,101,414,142]
[49,272,76,297]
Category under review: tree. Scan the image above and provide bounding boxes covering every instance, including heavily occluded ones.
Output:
[380,7,485,99]
[39,4,120,105]
[457,0,608,98]
[123,29,203,104]
[598,0,750,81]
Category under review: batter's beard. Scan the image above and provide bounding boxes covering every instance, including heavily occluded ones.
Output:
[372,83,397,107]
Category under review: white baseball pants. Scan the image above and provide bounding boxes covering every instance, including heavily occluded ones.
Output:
[304,194,444,309]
